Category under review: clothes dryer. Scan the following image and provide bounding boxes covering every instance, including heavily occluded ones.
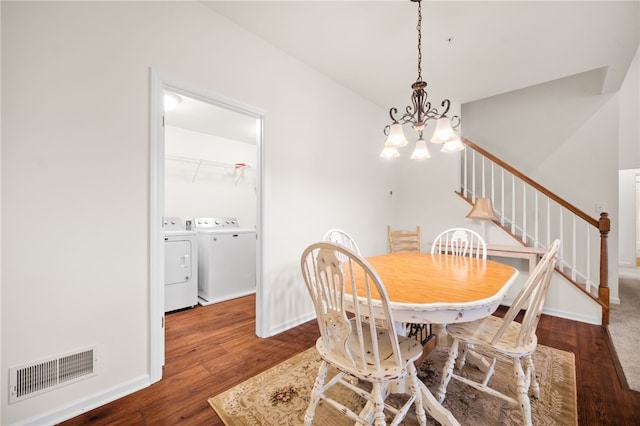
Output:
[194,217,256,305]
[164,217,198,312]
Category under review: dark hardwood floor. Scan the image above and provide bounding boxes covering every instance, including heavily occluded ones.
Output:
[59,295,640,425]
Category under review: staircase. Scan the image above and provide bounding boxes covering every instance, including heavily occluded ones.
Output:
[459,138,611,325]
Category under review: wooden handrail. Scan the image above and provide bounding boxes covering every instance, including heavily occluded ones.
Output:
[463,138,599,228]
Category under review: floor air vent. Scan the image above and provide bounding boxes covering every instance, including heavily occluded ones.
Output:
[9,346,97,404]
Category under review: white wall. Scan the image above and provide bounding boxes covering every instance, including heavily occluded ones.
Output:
[164,126,257,228]
[617,48,640,266]
[619,169,640,265]
[1,2,392,424]
[619,48,640,171]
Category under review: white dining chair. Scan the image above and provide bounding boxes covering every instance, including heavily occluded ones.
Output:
[300,241,427,426]
[436,239,561,426]
[322,228,361,255]
[431,227,487,259]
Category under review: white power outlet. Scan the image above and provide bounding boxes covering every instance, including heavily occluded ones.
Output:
[595,202,606,213]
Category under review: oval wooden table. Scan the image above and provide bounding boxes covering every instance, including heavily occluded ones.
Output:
[363,252,519,324]
[348,252,520,426]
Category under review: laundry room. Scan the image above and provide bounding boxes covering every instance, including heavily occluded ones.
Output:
[162,91,259,313]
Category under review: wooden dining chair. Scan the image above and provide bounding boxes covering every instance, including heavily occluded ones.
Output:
[431,227,487,259]
[436,239,561,426]
[300,242,427,426]
[387,225,421,253]
[322,228,361,256]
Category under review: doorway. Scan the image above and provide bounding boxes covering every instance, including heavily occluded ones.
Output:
[149,70,267,383]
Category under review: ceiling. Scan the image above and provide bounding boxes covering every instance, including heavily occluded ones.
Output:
[202,1,639,110]
[164,93,258,144]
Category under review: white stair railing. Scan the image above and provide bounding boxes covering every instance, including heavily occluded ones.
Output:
[458,139,611,323]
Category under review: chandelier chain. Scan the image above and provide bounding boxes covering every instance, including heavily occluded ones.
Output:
[416,0,422,82]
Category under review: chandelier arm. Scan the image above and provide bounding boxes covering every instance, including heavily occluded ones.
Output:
[440,99,451,117]
[388,107,401,123]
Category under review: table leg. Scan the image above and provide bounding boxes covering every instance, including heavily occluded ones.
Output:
[433,324,450,347]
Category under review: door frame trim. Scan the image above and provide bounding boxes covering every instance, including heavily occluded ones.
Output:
[149,69,267,382]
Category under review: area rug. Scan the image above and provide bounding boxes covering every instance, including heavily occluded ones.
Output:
[609,265,640,391]
[209,344,577,425]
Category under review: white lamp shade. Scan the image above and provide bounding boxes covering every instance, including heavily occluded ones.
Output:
[410,138,431,159]
[380,146,400,158]
[386,122,409,147]
[441,135,465,152]
[430,117,455,143]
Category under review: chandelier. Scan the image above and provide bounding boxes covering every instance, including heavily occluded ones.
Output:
[381,0,464,160]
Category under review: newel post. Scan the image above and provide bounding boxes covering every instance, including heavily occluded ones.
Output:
[598,212,610,325]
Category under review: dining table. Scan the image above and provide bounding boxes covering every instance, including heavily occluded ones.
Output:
[348,252,520,426]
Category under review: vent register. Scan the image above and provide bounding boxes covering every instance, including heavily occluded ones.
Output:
[9,347,97,404]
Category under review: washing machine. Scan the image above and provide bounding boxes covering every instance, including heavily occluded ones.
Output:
[164,217,198,312]
[195,217,256,306]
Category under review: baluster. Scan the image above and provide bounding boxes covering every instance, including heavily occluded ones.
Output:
[481,156,486,197]
[571,215,577,281]
[511,174,516,233]
[534,191,539,247]
[463,148,468,197]
[490,162,495,203]
[472,150,477,202]
[500,168,505,226]
[546,196,551,247]
[586,224,592,293]
[559,209,564,269]
[522,181,527,244]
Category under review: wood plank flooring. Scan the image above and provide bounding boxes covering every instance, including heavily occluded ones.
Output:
[59,295,640,425]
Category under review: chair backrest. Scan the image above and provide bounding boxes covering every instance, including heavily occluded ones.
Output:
[492,239,561,348]
[300,242,403,372]
[387,225,421,253]
[431,227,487,259]
[322,229,361,255]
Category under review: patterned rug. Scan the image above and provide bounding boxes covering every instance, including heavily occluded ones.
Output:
[209,344,577,425]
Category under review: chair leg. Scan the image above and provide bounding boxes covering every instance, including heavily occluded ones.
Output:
[456,342,468,370]
[407,363,427,426]
[371,383,386,426]
[481,357,497,386]
[304,360,328,426]
[514,358,533,426]
[525,355,540,399]
[436,339,459,403]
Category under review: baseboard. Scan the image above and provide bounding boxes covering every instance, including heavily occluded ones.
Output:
[541,306,601,325]
[17,375,150,426]
[270,312,316,336]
